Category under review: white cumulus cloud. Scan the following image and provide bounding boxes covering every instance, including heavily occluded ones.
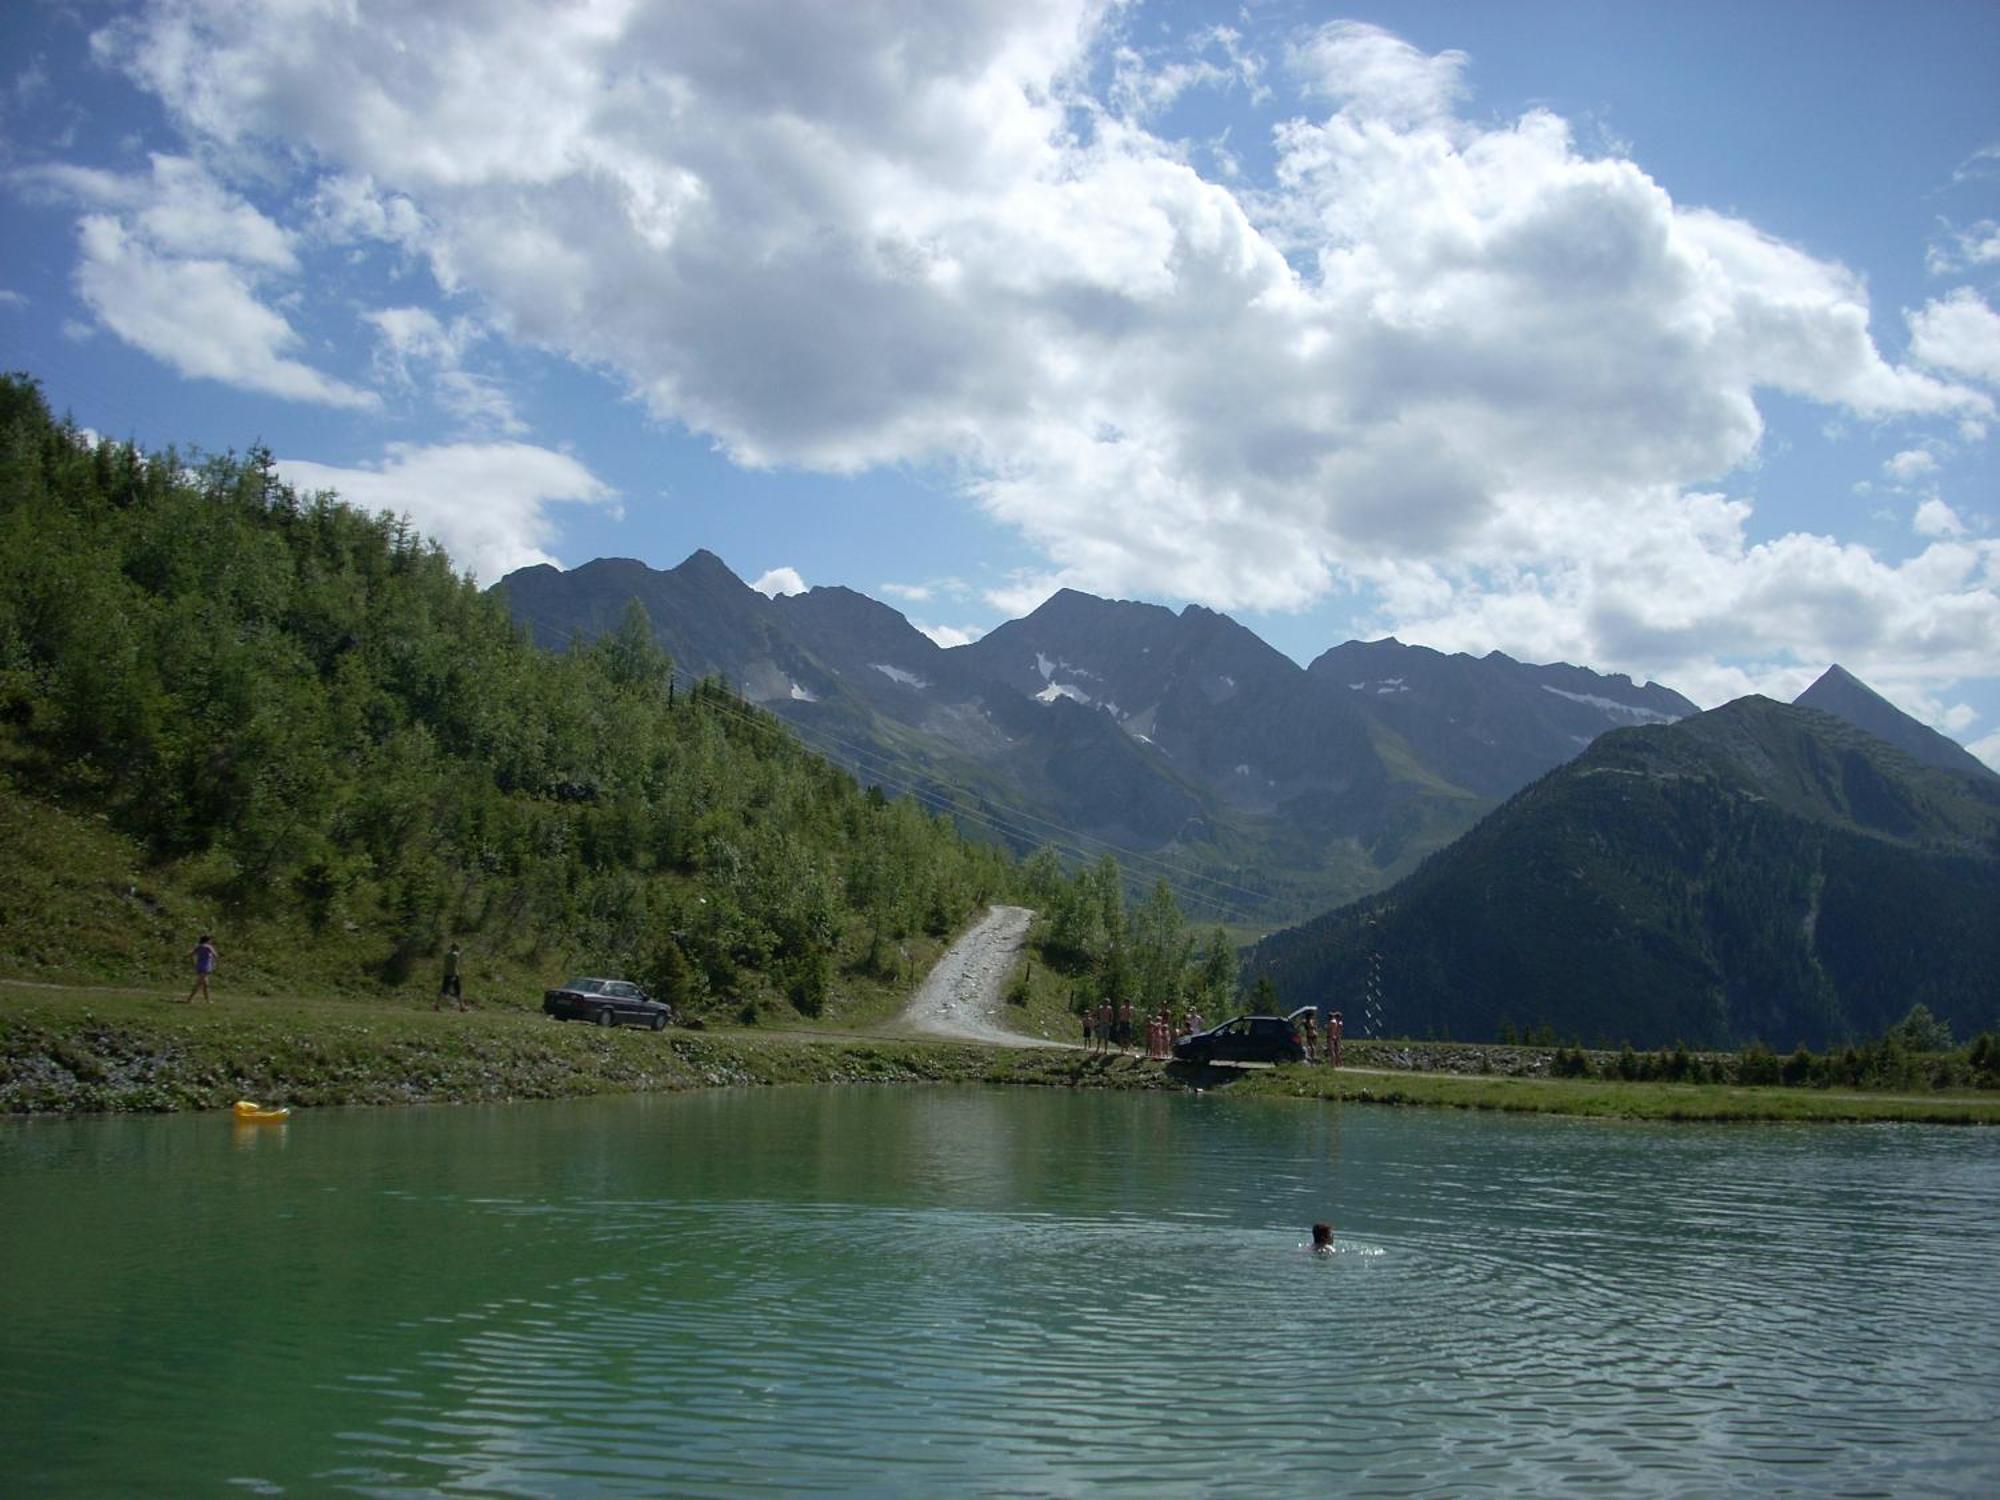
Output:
[1913,498,1967,538]
[19,150,372,407]
[914,621,987,648]
[75,215,374,409]
[1882,448,1938,484]
[1909,289,2000,386]
[1926,218,2000,275]
[66,2,2000,710]
[363,305,522,433]
[17,153,297,269]
[751,566,808,597]
[275,442,615,583]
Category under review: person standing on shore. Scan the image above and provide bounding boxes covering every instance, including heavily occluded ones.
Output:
[184,933,219,1003]
[436,942,464,1011]
[1327,1010,1344,1068]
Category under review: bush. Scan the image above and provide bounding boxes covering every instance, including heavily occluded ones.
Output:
[1550,1046,1590,1078]
[1739,1041,1780,1086]
[1968,1031,1999,1088]
[1888,1003,1954,1053]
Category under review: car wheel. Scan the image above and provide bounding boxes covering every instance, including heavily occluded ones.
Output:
[650,1013,666,1031]
[596,1007,616,1028]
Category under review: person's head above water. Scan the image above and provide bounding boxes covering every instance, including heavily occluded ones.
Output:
[1311,1222,1334,1250]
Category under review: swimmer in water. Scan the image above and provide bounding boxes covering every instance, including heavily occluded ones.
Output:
[1311,1221,1335,1255]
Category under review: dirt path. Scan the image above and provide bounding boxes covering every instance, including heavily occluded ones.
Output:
[896,904,1057,1048]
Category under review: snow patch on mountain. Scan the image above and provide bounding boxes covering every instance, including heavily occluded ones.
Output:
[871,663,928,689]
[1540,685,1680,724]
[1035,682,1093,706]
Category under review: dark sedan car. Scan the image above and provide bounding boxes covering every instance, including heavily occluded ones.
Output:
[1173,1013,1304,1066]
[542,977,674,1030]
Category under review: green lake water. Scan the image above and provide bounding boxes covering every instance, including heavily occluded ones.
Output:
[3,1087,1997,1495]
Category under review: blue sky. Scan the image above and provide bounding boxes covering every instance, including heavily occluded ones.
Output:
[3,1,1997,763]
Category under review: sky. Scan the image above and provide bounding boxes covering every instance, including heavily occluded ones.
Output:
[3,0,1997,765]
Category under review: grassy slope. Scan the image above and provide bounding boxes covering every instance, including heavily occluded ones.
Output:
[0,773,951,1029]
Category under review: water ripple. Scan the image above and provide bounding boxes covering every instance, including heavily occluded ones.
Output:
[5,1094,1998,1496]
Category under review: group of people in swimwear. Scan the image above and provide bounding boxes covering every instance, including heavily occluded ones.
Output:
[1296,1010,1344,1067]
[1082,999,1187,1055]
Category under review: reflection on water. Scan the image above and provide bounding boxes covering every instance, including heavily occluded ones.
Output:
[4,1088,1998,1495]
[230,1120,289,1153]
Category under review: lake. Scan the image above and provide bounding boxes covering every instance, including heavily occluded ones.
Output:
[3,1087,1996,1495]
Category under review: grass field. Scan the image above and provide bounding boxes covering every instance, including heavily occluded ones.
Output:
[1223,1059,2000,1125]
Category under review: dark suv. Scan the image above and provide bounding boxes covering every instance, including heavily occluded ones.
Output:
[1173,1014,1305,1066]
[542,977,674,1030]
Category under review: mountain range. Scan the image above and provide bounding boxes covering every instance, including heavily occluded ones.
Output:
[496,549,1998,1047]
[496,551,1698,922]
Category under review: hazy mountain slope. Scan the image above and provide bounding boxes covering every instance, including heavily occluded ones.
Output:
[494,551,1899,925]
[502,551,821,701]
[498,557,1230,891]
[956,591,1385,812]
[1309,639,1696,797]
[1246,696,2000,1050]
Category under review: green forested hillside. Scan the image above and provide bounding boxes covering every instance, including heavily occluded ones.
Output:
[1247,697,2000,1050]
[0,375,1008,1016]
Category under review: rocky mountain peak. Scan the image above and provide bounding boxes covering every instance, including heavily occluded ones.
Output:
[1794,664,1995,780]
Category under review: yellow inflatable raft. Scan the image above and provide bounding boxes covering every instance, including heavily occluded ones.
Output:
[233,1099,291,1122]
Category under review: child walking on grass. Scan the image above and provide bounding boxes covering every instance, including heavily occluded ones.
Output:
[184,934,219,1003]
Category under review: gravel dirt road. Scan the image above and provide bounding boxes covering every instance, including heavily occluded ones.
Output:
[896,904,1059,1048]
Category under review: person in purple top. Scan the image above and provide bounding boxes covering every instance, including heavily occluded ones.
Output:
[184,933,219,1003]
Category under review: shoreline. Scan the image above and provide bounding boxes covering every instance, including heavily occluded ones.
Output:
[5,983,1997,1125]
